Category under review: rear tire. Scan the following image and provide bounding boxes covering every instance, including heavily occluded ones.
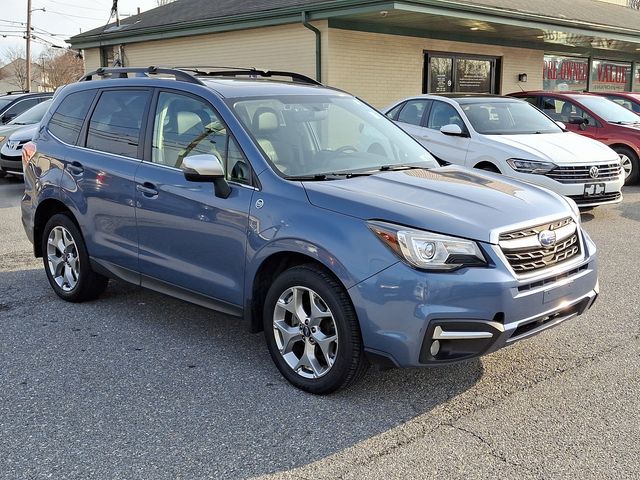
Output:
[613,146,639,185]
[42,213,109,302]
[263,264,368,394]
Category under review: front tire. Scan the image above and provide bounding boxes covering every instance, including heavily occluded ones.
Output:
[42,213,109,302]
[263,265,368,394]
[614,146,639,185]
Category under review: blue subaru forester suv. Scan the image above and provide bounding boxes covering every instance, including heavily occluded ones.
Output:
[21,67,598,394]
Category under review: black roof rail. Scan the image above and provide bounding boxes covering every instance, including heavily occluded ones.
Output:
[79,66,206,85]
[176,66,322,86]
[5,90,30,95]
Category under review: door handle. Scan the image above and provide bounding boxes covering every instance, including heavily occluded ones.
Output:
[66,161,84,175]
[136,182,158,197]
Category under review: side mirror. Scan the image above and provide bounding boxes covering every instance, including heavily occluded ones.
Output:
[555,121,567,130]
[440,124,465,136]
[182,154,231,198]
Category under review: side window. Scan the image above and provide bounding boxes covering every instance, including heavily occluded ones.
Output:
[86,89,150,158]
[48,90,96,145]
[386,102,404,120]
[3,98,39,121]
[542,97,596,126]
[427,101,465,130]
[397,100,429,126]
[520,96,538,106]
[151,92,251,184]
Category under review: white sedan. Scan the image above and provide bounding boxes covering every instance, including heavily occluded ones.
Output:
[384,94,624,208]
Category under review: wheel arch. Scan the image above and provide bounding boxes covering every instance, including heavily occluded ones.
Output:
[245,249,352,333]
[33,199,79,257]
[473,160,502,173]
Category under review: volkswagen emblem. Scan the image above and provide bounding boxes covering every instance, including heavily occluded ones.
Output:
[7,140,18,150]
[589,166,599,178]
[538,230,557,248]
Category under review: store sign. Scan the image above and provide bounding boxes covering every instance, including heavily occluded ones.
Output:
[543,55,588,91]
[590,60,632,92]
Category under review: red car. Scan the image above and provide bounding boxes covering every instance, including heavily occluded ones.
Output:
[594,92,640,115]
[510,91,640,184]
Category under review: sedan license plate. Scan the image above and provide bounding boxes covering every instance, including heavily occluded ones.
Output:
[583,183,606,197]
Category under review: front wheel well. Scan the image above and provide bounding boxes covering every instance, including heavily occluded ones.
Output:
[33,200,78,257]
[609,143,638,157]
[248,252,344,333]
[474,161,501,173]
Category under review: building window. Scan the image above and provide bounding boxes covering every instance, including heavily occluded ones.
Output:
[424,53,500,94]
[590,59,632,92]
[543,55,588,92]
[100,46,114,67]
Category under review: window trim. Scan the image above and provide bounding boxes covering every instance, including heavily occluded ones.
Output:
[143,87,256,188]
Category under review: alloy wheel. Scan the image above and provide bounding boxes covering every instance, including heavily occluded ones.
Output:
[619,153,633,179]
[272,286,338,379]
[46,226,80,292]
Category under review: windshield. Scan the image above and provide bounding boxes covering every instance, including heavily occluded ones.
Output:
[8,99,52,125]
[577,96,640,123]
[229,94,439,178]
[462,101,562,135]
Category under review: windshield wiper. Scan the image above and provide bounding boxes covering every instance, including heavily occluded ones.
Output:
[378,164,427,172]
[288,171,374,181]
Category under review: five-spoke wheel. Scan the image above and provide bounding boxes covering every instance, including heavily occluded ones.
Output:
[264,264,368,394]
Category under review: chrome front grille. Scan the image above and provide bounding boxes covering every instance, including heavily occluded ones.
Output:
[545,163,622,183]
[499,217,582,274]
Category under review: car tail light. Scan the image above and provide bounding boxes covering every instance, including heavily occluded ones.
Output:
[22,141,36,170]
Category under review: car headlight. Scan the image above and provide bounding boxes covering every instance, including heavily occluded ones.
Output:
[506,158,556,174]
[0,136,5,143]
[368,221,487,270]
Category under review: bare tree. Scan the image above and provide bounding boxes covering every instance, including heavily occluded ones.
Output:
[1,46,39,91]
[38,48,84,90]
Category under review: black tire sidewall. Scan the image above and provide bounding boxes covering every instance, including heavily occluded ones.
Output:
[614,146,639,185]
[263,266,363,394]
[42,213,94,302]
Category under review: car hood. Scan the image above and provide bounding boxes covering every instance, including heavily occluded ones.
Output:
[303,166,572,244]
[482,132,618,164]
[0,124,25,142]
[8,124,38,142]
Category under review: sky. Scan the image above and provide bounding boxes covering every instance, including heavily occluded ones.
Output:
[1,0,161,61]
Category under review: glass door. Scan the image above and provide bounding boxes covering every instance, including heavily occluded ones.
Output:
[424,53,499,94]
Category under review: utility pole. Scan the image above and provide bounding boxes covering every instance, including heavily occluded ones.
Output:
[26,0,32,91]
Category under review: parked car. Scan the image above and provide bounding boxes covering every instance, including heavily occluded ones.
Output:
[0,99,52,177]
[384,94,624,208]
[593,92,640,115]
[510,91,640,184]
[0,91,52,125]
[22,67,598,394]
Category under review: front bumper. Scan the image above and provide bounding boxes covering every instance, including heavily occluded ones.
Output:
[0,151,22,174]
[349,227,598,367]
[509,170,623,207]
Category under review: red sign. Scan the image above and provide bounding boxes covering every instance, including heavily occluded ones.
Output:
[544,60,588,81]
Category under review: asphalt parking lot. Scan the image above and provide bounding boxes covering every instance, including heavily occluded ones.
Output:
[0,175,639,479]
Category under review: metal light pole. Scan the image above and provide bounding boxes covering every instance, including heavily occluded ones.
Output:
[26,0,32,91]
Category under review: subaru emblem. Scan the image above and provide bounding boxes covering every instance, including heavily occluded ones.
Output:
[589,166,599,178]
[538,230,556,248]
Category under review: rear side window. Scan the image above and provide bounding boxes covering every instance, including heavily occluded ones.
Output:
[86,89,151,158]
[48,90,96,145]
[397,100,430,126]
